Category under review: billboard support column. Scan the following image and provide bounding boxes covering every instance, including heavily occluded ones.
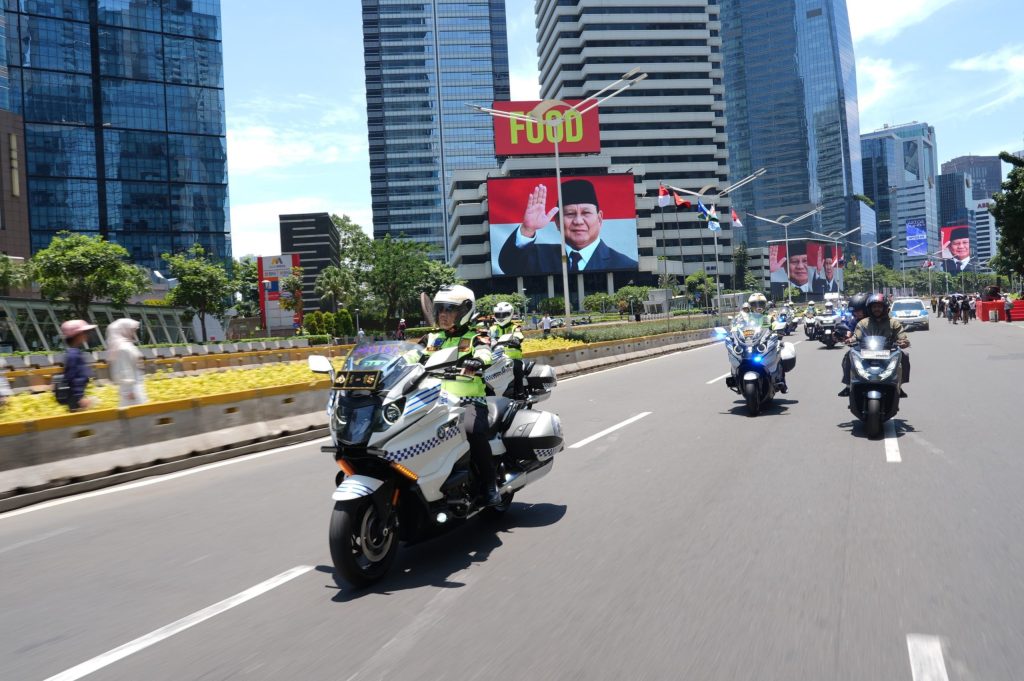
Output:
[577,274,585,315]
[606,271,614,295]
[547,275,555,299]
[553,137,571,318]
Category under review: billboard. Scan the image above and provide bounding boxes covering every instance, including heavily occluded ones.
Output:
[906,219,928,256]
[490,100,601,156]
[939,225,971,273]
[488,174,639,277]
[257,253,301,330]
[768,238,844,298]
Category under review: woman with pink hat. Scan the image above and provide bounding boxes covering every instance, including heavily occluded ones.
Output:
[60,319,97,411]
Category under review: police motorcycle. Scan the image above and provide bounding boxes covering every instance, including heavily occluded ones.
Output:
[715,318,797,416]
[309,332,561,587]
[846,335,904,439]
[816,304,840,348]
[803,308,820,340]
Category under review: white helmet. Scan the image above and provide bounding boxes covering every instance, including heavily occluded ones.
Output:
[433,285,476,328]
[741,302,751,312]
[747,293,767,313]
[825,301,834,311]
[493,301,514,324]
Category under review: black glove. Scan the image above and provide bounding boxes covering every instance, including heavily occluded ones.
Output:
[508,338,522,350]
[460,357,484,372]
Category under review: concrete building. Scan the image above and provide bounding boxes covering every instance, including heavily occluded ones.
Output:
[722,0,874,260]
[361,0,510,258]
[527,0,734,297]
[941,155,1003,201]
[861,122,938,269]
[971,198,998,271]
[0,110,30,259]
[279,213,341,314]
[3,1,231,269]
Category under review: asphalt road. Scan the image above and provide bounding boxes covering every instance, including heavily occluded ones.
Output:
[2,317,1023,681]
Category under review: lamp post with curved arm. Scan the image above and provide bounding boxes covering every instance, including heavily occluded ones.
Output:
[847,236,895,292]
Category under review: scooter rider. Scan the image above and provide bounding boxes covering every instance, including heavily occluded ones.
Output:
[489,301,526,399]
[843,293,910,397]
[421,285,501,506]
[837,293,868,396]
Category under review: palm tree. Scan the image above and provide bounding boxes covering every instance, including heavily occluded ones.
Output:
[315,265,347,313]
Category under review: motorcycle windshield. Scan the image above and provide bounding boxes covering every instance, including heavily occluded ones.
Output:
[859,335,890,351]
[732,319,767,343]
[341,341,424,392]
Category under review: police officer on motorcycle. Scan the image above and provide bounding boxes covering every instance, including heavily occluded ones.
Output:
[421,285,501,506]
[489,301,526,399]
[839,293,910,397]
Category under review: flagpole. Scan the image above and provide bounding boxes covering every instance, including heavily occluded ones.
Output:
[713,228,721,314]
[674,207,684,308]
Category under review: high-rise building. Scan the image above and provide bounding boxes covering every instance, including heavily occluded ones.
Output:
[941,155,1003,201]
[861,122,938,268]
[534,0,734,290]
[971,198,998,271]
[279,213,341,314]
[3,0,230,270]
[361,0,510,258]
[722,0,875,260]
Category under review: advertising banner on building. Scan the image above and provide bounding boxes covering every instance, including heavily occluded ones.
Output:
[906,219,928,257]
[768,239,844,298]
[488,174,638,277]
[939,225,971,274]
[490,100,601,156]
[257,254,301,330]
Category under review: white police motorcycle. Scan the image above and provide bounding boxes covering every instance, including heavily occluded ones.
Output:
[309,340,561,587]
[716,319,797,416]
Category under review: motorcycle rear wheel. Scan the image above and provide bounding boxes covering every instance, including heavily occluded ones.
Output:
[329,501,398,588]
[742,381,760,417]
[864,398,883,439]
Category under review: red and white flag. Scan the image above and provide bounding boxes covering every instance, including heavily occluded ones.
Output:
[658,183,671,208]
[922,259,935,269]
[730,208,743,228]
[673,191,691,209]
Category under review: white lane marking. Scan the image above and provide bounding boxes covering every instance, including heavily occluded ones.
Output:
[570,412,652,449]
[44,565,313,681]
[706,372,731,385]
[884,421,902,463]
[558,341,723,383]
[0,526,74,555]
[906,634,950,681]
[0,438,330,521]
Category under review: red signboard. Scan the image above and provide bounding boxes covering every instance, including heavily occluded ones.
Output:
[490,100,601,156]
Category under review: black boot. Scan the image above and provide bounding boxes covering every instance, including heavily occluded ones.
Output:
[899,388,908,398]
[838,386,850,397]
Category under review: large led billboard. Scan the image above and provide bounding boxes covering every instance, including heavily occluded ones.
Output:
[490,100,601,156]
[940,225,971,273]
[768,238,844,298]
[488,174,639,277]
[906,219,928,257]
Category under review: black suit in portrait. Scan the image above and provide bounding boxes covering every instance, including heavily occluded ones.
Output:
[942,258,970,274]
[497,229,637,275]
[813,275,840,295]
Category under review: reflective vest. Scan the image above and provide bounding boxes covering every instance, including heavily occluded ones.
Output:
[422,328,493,398]
[489,321,524,359]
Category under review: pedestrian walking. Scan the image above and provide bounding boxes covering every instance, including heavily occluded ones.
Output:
[968,296,977,320]
[357,327,366,343]
[0,358,13,409]
[1005,295,1015,323]
[541,314,552,338]
[59,319,97,411]
[106,318,147,407]
[396,318,407,340]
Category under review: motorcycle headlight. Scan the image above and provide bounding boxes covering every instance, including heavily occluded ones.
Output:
[879,356,900,380]
[731,342,744,357]
[852,355,873,379]
[382,399,405,425]
[756,343,767,354]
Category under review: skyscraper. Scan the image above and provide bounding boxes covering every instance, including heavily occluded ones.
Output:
[534,0,733,288]
[722,0,874,256]
[3,0,231,270]
[941,155,1003,201]
[861,122,938,268]
[361,0,509,259]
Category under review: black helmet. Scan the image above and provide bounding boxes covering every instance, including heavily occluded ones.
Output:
[848,293,869,314]
[866,292,888,315]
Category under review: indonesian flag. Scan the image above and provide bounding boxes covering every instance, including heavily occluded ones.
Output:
[658,183,671,208]
[673,191,691,209]
[923,259,935,269]
[731,208,743,228]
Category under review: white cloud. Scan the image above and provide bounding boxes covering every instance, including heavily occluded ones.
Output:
[230,199,373,258]
[848,0,961,44]
[510,68,540,100]
[950,45,1024,113]
[856,57,917,125]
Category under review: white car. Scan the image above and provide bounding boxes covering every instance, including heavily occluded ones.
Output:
[891,298,929,331]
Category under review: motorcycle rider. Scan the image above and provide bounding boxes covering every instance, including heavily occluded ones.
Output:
[733,301,752,327]
[420,285,501,506]
[747,293,788,392]
[836,293,868,396]
[489,301,526,399]
[841,293,910,397]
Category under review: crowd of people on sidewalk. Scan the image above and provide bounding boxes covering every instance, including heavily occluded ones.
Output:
[932,292,1018,324]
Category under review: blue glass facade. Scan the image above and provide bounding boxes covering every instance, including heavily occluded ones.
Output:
[362,0,509,258]
[2,0,229,269]
[722,0,875,259]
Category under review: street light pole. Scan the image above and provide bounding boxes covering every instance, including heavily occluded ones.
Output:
[849,236,895,293]
[747,207,821,304]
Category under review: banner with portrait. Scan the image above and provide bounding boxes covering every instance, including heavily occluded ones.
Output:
[939,225,972,274]
[768,238,844,299]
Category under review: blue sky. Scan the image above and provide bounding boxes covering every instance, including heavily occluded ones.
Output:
[222,0,1024,257]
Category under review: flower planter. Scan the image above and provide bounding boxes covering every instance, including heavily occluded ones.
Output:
[291,338,309,348]
[28,354,54,368]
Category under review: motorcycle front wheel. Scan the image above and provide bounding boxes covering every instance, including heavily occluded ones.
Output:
[742,381,760,417]
[329,501,399,588]
[864,398,882,439]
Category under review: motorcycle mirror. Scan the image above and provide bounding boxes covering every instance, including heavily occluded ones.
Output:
[308,355,333,374]
[420,292,435,327]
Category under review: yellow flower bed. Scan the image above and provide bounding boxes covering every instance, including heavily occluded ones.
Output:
[521,337,584,352]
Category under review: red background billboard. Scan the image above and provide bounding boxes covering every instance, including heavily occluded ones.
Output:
[490,100,601,156]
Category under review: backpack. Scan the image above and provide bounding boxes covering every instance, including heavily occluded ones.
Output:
[52,373,71,406]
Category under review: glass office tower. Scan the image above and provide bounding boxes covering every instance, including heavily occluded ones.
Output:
[723,0,874,256]
[3,0,230,269]
[362,0,509,258]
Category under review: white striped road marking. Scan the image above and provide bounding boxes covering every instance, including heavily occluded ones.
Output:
[558,341,723,383]
[906,634,950,681]
[44,565,313,681]
[0,438,330,521]
[706,372,731,385]
[0,526,74,555]
[570,412,652,449]
[884,420,902,463]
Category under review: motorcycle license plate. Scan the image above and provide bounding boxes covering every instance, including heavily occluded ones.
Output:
[861,350,889,360]
[742,329,755,337]
[334,370,382,390]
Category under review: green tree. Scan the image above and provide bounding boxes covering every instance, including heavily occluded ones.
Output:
[614,285,652,307]
[321,312,335,337]
[162,243,233,342]
[305,310,324,335]
[231,257,260,318]
[477,293,528,315]
[314,265,347,313]
[784,286,802,302]
[277,266,306,327]
[733,243,749,292]
[417,259,463,299]
[365,235,431,321]
[582,292,616,313]
[684,270,714,303]
[538,297,565,314]
[336,309,354,337]
[743,270,761,291]
[990,152,1024,279]
[0,254,31,295]
[332,213,373,309]
[33,231,148,321]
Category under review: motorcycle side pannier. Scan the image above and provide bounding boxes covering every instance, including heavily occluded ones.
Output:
[780,342,797,373]
[503,409,564,460]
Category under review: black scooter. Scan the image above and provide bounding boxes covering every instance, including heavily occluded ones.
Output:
[847,335,903,439]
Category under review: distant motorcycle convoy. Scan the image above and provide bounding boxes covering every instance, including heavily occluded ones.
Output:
[310,285,921,587]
